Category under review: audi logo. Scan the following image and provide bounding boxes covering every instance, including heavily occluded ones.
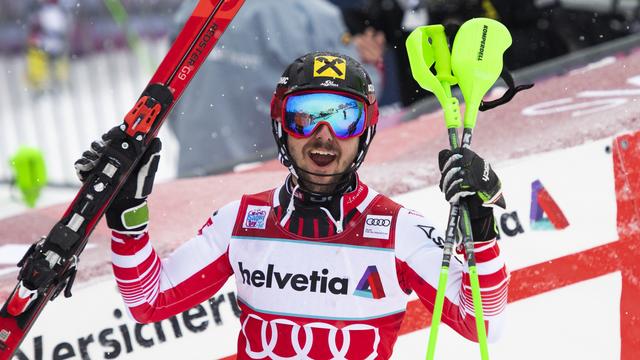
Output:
[242,314,380,359]
[366,218,391,226]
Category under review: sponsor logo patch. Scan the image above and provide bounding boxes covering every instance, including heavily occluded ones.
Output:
[0,329,9,342]
[354,265,386,299]
[313,55,346,79]
[243,205,270,230]
[238,262,348,295]
[197,217,213,236]
[482,161,491,182]
[320,79,339,87]
[416,225,445,248]
[363,215,392,239]
[530,179,570,230]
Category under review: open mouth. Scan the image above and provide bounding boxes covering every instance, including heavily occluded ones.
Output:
[308,150,337,167]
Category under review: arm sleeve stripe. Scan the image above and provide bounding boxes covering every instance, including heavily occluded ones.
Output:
[112,240,154,268]
[465,255,506,276]
[114,255,159,284]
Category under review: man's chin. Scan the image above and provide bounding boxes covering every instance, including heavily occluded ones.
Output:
[298,173,342,193]
[303,175,336,186]
[300,162,339,177]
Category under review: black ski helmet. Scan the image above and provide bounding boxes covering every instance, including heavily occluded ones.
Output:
[270,51,379,194]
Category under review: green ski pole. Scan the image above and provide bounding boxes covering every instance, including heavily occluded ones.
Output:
[406,25,461,360]
[450,19,511,360]
[406,18,512,360]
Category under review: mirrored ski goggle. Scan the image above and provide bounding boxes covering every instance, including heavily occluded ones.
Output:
[283,92,367,139]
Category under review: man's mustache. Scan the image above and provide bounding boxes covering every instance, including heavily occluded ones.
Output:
[303,138,340,155]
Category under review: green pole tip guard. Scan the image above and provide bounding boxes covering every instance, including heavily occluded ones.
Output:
[10,147,48,208]
[451,18,512,129]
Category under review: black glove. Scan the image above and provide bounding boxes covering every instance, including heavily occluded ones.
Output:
[74,126,162,234]
[438,148,505,242]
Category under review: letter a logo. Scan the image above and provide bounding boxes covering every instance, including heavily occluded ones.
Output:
[530,179,569,230]
[354,265,386,299]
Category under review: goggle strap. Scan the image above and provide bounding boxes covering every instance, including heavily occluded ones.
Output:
[357,132,367,162]
[273,119,292,167]
[290,166,297,177]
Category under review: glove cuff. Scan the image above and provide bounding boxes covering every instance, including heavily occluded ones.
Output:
[106,197,149,235]
[466,195,499,242]
[470,213,499,242]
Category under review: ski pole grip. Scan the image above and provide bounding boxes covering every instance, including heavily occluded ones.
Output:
[424,25,456,85]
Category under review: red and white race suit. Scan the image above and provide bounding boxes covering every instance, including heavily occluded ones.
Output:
[110,179,509,359]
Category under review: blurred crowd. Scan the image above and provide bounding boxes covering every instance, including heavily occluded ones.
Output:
[169,0,637,177]
[332,0,636,105]
[0,0,181,55]
[2,0,638,178]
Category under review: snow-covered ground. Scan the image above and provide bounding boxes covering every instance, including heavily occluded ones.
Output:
[0,184,77,221]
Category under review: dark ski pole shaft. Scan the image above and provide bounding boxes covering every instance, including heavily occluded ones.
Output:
[0,1,245,358]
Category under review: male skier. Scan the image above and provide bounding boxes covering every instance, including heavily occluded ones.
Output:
[76,51,508,359]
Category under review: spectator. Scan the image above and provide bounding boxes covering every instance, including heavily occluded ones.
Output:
[428,0,631,69]
[25,0,71,93]
[169,0,382,178]
[337,0,430,106]
[352,27,386,68]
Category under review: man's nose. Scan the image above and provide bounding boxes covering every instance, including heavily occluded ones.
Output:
[313,123,335,141]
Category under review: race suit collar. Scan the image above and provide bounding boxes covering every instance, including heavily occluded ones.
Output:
[279,173,368,223]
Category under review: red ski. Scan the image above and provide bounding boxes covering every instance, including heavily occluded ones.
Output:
[0,0,244,357]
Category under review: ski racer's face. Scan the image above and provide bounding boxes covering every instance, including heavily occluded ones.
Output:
[287,124,359,192]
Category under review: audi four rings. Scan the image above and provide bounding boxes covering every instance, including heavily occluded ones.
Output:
[242,314,381,359]
[366,218,391,226]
